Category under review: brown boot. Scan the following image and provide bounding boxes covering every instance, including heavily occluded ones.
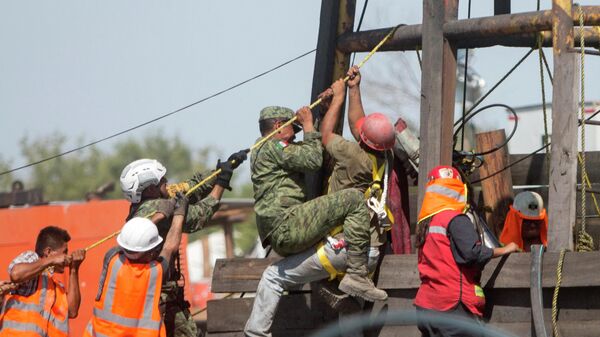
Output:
[314,279,362,314]
[338,253,388,302]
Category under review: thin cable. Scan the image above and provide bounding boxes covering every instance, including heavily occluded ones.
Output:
[351,0,369,66]
[472,109,600,184]
[460,0,472,151]
[453,104,519,157]
[454,48,535,127]
[0,49,317,177]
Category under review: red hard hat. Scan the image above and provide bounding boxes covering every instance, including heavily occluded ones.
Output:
[355,113,395,151]
[427,165,462,182]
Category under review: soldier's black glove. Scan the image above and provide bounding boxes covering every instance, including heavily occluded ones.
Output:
[173,192,189,217]
[215,160,234,190]
[227,149,249,169]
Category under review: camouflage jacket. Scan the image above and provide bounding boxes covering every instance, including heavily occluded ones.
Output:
[251,131,323,244]
[127,170,220,240]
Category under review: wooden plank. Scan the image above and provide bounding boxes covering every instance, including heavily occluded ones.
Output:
[417,0,458,209]
[211,257,281,293]
[212,252,600,294]
[548,0,578,252]
[206,295,338,333]
[207,291,600,336]
[476,130,515,236]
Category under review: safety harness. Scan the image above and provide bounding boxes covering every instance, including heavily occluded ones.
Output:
[317,151,393,280]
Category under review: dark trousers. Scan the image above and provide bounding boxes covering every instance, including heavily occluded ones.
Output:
[416,303,485,337]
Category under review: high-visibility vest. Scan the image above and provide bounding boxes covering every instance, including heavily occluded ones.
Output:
[0,272,69,337]
[415,210,486,317]
[83,251,166,337]
[417,178,467,223]
[318,152,393,280]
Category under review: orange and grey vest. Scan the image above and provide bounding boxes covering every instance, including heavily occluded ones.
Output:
[84,249,165,337]
[0,272,69,337]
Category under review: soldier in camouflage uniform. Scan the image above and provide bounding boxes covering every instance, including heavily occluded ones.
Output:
[119,154,247,337]
[250,104,387,303]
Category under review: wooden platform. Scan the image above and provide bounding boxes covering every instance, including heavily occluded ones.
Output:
[206,251,600,336]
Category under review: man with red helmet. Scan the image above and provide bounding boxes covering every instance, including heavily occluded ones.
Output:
[414,165,519,336]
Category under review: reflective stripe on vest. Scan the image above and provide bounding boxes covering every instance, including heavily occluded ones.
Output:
[0,272,69,336]
[425,184,466,203]
[93,254,162,331]
[428,226,447,236]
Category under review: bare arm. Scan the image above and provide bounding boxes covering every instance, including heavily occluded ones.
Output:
[346,66,365,141]
[10,254,70,283]
[320,79,347,147]
[209,185,225,201]
[67,249,86,318]
[492,242,519,258]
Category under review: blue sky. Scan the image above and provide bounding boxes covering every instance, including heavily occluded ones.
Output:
[1,0,598,183]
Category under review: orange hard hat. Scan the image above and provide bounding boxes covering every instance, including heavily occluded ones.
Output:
[355,113,395,151]
[427,165,462,182]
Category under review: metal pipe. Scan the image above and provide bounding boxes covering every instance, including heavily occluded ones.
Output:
[337,7,600,53]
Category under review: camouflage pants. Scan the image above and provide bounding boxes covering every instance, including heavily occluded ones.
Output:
[271,188,370,257]
[161,283,199,337]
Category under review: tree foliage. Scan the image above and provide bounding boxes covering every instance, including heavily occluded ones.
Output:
[16,131,214,201]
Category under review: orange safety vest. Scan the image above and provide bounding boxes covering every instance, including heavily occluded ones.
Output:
[0,272,69,337]
[500,205,548,250]
[83,251,166,337]
[418,178,467,223]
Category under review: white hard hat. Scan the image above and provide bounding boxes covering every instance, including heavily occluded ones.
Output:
[117,217,163,254]
[120,159,167,203]
[513,191,544,218]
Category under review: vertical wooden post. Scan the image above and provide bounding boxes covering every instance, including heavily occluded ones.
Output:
[202,235,211,278]
[224,222,235,258]
[417,0,459,209]
[548,0,578,252]
[306,0,356,199]
[476,130,515,236]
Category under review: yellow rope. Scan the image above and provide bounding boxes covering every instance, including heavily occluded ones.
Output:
[186,25,401,197]
[576,6,594,252]
[85,230,121,251]
[551,249,566,337]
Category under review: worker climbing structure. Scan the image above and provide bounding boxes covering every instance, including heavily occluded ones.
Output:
[206,1,600,336]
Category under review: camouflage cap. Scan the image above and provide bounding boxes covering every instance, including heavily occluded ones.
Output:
[259,106,294,121]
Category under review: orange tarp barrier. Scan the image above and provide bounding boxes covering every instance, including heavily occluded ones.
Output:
[0,200,191,336]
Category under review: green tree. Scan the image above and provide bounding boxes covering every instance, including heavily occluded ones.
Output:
[18,131,214,201]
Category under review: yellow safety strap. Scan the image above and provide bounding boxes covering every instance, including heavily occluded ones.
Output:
[366,153,394,227]
[317,242,344,281]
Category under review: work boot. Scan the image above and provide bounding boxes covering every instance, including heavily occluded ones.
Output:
[314,279,362,314]
[338,253,388,302]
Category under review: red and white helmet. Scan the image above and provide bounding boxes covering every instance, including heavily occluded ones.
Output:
[355,113,395,151]
[427,165,462,182]
[120,159,167,203]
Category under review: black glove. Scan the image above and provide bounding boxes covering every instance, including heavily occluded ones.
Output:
[173,192,189,217]
[227,149,249,169]
[215,160,234,190]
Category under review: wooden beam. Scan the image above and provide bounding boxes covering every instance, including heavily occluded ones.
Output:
[306,0,356,200]
[336,8,600,52]
[476,130,515,236]
[223,223,234,258]
[417,0,458,208]
[548,0,578,252]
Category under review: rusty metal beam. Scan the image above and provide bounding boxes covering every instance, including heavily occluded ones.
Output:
[336,7,600,52]
[548,0,578,252]
[417,0,458,208]
[306,0,356,200]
